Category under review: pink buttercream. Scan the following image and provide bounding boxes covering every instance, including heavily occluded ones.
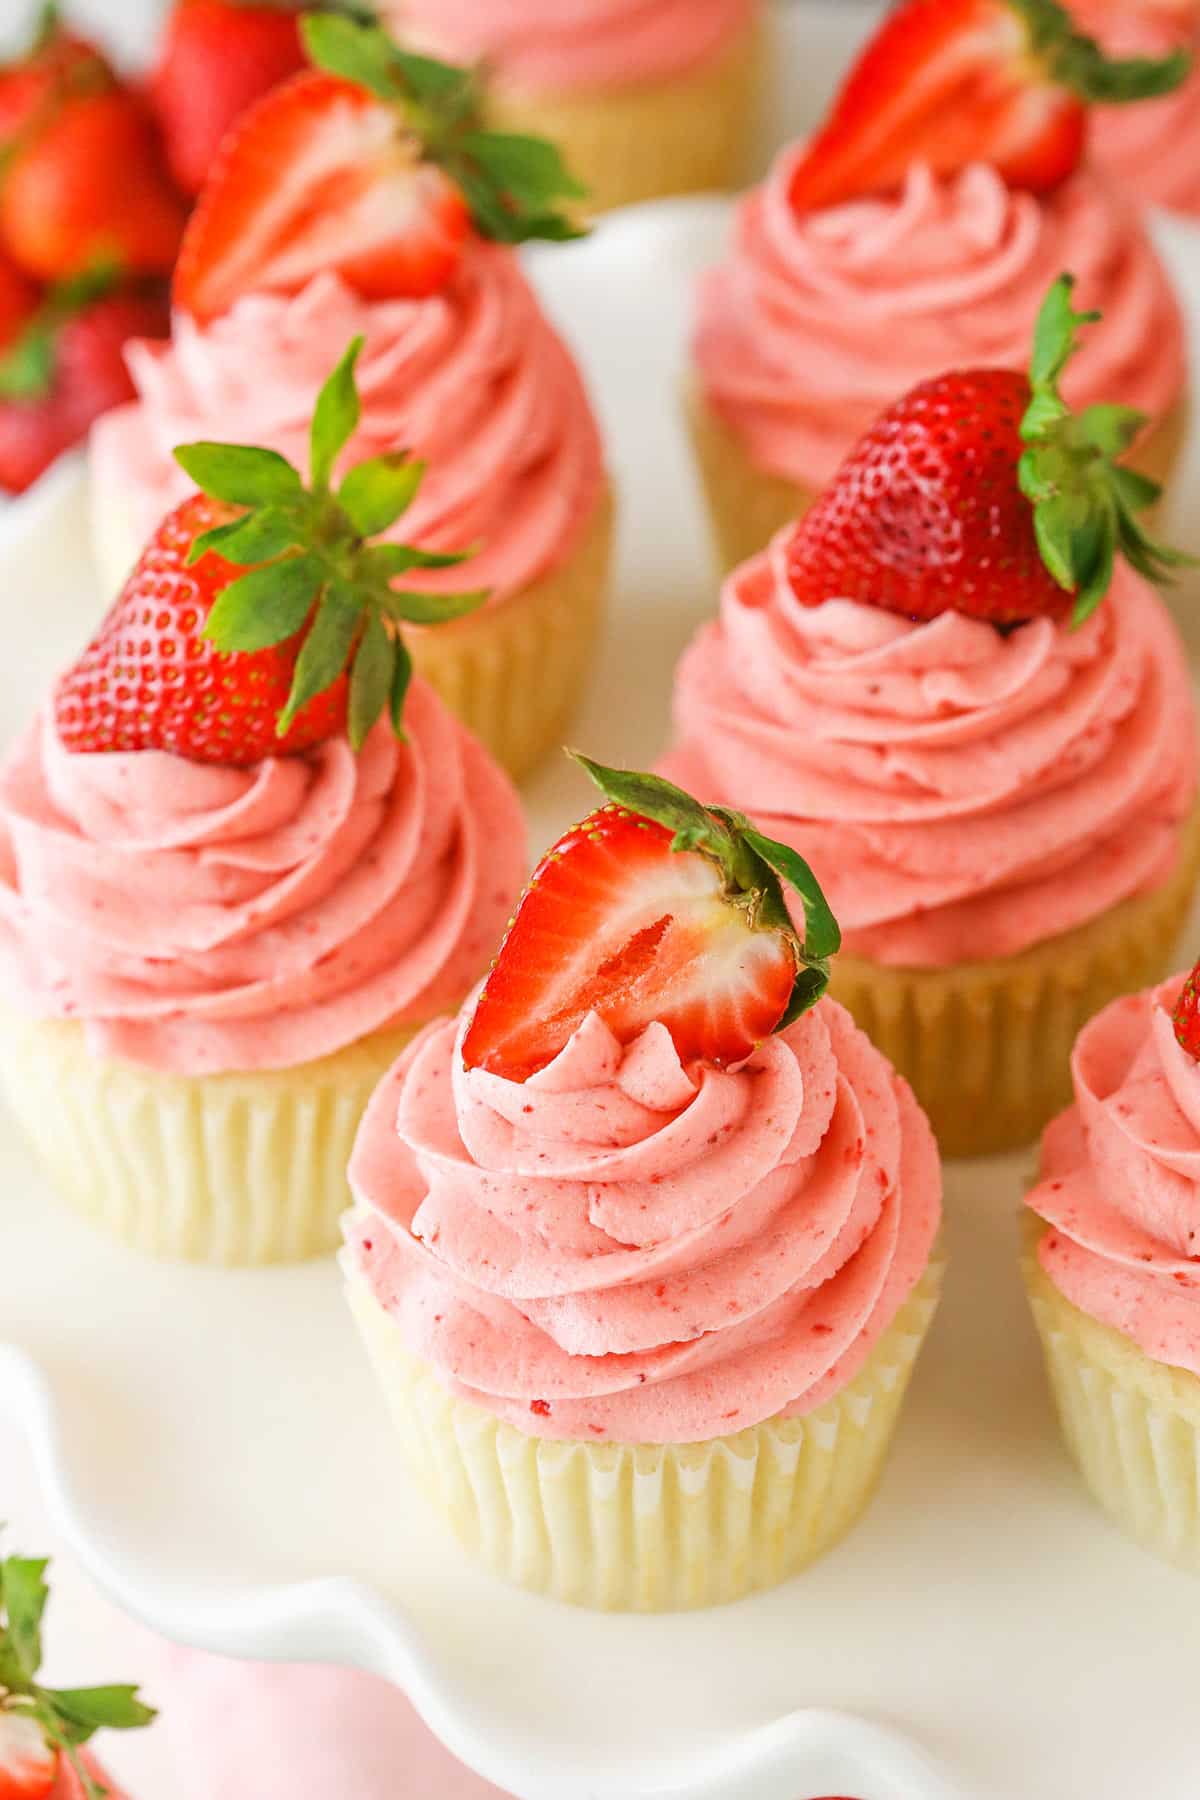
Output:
[693,154,1187,489]
[345,996,941,1444]
[1028,975,1200,1375]
[91,246,605,609]
[1072,5,1200,218]
[660,539,1197,967]
[381,0,755,91]
[0,682,526,1076]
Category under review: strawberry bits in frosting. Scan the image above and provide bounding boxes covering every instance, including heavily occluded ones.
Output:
[345,984,940,1444]
[0,683,525,1075]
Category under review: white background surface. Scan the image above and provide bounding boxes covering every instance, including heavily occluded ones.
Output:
[5,3,1200,1798]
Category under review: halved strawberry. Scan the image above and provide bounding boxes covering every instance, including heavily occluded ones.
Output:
[787,0,1191,213]
[173,13,585,324]
[461,758,840,1081]
[0,1714,56,1800]
[174,70,469,324]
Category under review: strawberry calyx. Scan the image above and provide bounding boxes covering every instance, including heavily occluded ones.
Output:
[0,258,122,401]
[1010,0,1192,102]
[1017,273,1188,625]
[171,334,487,750]
[0,1542,155,1800]
[570,755,842,1024]
[301,11,586,246]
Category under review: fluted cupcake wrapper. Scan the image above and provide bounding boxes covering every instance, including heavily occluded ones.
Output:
[483,13,763,215]
[1023,1220,1200,1574]
[828,806,1200,1159]
[0,1014,422,1265]
[344,1252,945,1612]
[685,387,1190,577]
[407,491,614,783]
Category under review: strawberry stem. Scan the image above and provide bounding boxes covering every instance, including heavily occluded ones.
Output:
[1017,274,1191,626]
[1008,0,1192,102]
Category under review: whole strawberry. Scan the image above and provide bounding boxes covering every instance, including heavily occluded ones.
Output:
[0,87,187,282]
[0,6,113,158]
[0,1540,155,1800]
[462,755,840,1080]
[151,0,307,196]
[1174,960,1200,1058]
[0,271,170,495]
[55,336,486,765]
[174,11,586,324]
[787,0,1191,214]
[786,274,1186,628]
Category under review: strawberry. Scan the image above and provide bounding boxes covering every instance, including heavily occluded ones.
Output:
[0,272,170,495]
[150,0,307,197]
[0,1541,155,1800]
[0,88,187,282]
[787,0,1191,213]
[0,7,113,158]
[1174,960,1200,1058]
[461,757,840,1081]
[0,253,37,353]
[54,336,485,764]
[174,12,585,324]
[786,274,1187,628]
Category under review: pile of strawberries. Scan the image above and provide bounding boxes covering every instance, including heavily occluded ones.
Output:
[0,0,307,494]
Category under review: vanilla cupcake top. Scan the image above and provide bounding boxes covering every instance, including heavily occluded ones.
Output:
[1028,972,1200,1373]
[345,757,941,1444]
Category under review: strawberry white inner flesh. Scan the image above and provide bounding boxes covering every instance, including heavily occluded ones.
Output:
[0,1713,56,1797]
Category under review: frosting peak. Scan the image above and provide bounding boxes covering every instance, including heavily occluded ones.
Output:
[661,541,1197,966]
[694,153,1186,488]
[90,246,605,611]
[0,682,526,1075]
[345,997,941,1442]
[1028,975,1200,1374]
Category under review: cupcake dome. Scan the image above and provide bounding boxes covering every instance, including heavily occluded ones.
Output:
[1025,974,1200,1571]
[690,156,1187,568]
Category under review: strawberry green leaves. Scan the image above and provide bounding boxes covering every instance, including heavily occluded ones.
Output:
[569,753,840,1028]
[173,336,486,750]
[1,1541,156,1800]
[301,11,588,243]
[1018,274,1190,626]
[1009,0,1191,104]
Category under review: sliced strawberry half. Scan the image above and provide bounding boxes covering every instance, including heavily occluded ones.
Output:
[174,70,470,324]
[787,0,1191,214]
[461,758,840,1082]
[0,1713,56,1800]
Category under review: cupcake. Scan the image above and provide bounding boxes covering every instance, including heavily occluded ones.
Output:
[1024,963,1200,1572]
[379,0,763,213]
[665,278,1200,1157]
[90,15,612,781]
[0,345,526,1265]
[690,0,1190,570]
[343,757,944,1612]
[0,1542,154,1799]
[1071,1,1200,216]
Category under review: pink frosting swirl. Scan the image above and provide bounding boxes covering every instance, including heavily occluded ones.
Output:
[0,683,526,1076]
[90,246,606,609]
[1028,974,1200,1374]
[1072,5,1200,218]
[660,541,1197,967]
[344,998,941,1444]
[693,154,1187,489]
[380,0,756,91]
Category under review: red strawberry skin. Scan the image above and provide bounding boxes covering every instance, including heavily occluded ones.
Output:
[0,286,171,496]
[786,367,1073,626]
[1174,962,1200,1059]
[54,493,348,765]
[788,0,1087,213]
[151,0,307,197]
[0,90,187,282]
[0,1712,56,1800]
[0,255,38,352]
[461,803,799,1081]
[0,25,112,156]
[173,70,470,324]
